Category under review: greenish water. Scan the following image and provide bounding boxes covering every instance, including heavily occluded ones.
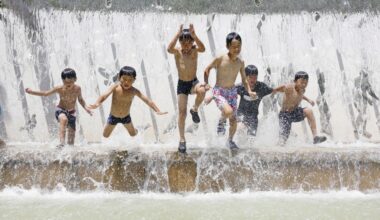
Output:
[0,190,379,220]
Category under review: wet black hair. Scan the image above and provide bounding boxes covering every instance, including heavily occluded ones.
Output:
[179,29,194,42]
[245,65,258,76]
[119,66,136,79]
[226,32,242,48]
[294,71,309,81]
[61,68,77,80]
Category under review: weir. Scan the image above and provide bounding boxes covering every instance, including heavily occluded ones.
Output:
[0,3,380,194]
[1,146,380,192]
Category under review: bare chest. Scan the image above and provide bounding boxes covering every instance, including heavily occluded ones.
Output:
[59,89,79,103]
[218,59,241,79]
[287,89,304,104]
[112,90,134,104]
[176,53,197,69]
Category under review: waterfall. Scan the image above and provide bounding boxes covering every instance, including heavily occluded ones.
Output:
[0,9,379,144]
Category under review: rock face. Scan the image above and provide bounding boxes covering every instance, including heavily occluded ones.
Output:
[1,146,380,192]
[167,153,197,192]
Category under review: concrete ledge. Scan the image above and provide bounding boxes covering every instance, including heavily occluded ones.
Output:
[1,146,380,192]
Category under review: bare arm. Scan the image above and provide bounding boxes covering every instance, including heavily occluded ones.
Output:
[273,85,286,93]
[303,95,315,106]
[25,87,59,97]
[189,24,205,53]
[89,84,118,109]
[77,87,93,115]
[135,89,167,115]
[204,57,221,85]
[239,61,257,99]
[167,24,182,54]
[239,61,251,93]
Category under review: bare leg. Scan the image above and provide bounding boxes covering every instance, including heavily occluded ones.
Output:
[58,113,68,144]
[178,94,188,143]
[103,124,117,138]
[67,127,75,145]
[228,116,237,140]
[192,84,206,112]
[221,103,235,139]
[221,103,234,120]
[123,122,138,136]
[220,103,239,149]
[304,108,317,137]
[204,95,213,105]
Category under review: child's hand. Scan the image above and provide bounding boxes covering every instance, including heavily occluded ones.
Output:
[85,107,93,116]
[88,103,100,109]
[156,111,168,115]
[204,84,211,91]
[200,83,211,91]
[25,88,32,94]
[177,24,183,35]
[189,24,196,38]
[248,91,258,100]
[309,100,315,106]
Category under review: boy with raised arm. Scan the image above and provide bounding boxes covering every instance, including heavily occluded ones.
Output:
[25,68,93,147]
[89,66,167,138]
[167,24,207,153]
[204,32,256,150]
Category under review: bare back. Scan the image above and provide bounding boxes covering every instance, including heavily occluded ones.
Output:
[109,85,137,117]
[56,85,82,110]
[281,83,305,111]
[174,47,198,81]
[215,54,244,89]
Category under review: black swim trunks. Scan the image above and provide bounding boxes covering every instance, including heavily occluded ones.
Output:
[279,107,305,142]
[55,107,76,130]
[177,78,199,95]
[107,114,132,125]
[240,115,258,136]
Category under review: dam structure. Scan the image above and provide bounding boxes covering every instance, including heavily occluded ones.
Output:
[0,0,380,219]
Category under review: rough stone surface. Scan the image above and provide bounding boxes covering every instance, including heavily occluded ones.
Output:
[1,146,380,192]
[168,153,197,192]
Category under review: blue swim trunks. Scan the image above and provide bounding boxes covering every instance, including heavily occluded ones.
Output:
[55,107,76,130]
[107,114,132,125]
[177,77,199,95]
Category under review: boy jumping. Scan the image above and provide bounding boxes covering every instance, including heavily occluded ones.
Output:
[274,71,327,145]
[26,68,93,147]
[167,24,207,153]
[204,32,256,150]
[89,66,167,138]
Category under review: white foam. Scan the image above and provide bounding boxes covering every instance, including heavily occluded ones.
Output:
[1,186,379,200]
